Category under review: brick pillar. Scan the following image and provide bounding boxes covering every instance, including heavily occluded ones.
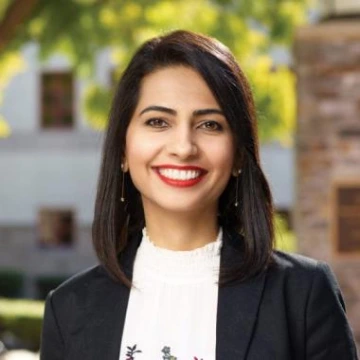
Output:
[294,20,360,350]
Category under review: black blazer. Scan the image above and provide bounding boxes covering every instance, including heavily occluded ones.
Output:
[40,230,358,360]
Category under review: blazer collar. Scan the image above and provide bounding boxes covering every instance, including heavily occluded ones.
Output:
[80,229,266,360]
[216,228,267,359]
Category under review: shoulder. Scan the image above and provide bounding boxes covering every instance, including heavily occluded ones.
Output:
[273,249,318,266]
[266,250,338,296]
[271,250,320,273]
[44,264,123,336]
[266,251,344,307]
[268,254,357,357]
[48,264,117,306]
[270,250,330,277]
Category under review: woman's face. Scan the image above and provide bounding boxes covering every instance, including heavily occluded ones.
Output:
[125,66,235,216]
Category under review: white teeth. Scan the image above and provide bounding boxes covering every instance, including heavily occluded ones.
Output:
[158,168,201,180]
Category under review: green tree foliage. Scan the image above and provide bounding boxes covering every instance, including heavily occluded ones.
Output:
[275,213,297,253]
[0,52,25,137]
[0,0,309,141]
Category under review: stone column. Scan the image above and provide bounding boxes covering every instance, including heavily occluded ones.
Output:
[294,20,360,350]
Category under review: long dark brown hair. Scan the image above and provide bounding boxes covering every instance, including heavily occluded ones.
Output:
[92,30,274,287]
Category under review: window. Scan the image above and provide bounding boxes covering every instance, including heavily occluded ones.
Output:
[38,209,74,248]
[41,72,74,129]
[333,184,360,254]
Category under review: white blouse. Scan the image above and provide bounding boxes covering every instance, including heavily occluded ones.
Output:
[119,228,223,360]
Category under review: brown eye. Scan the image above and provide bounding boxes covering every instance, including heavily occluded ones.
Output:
[199,121,223,131]
[145,118,168,128]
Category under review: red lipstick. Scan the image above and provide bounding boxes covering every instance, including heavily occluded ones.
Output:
[153,165,206,171]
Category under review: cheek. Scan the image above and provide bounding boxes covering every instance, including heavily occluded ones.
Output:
[207,140,234,172]
[125,131,160,172]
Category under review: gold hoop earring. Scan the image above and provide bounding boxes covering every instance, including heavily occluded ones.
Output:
[121,163,125,202]
[234,169,242,207]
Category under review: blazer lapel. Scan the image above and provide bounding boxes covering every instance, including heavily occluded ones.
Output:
[72,232,142,360]
[78,277,130,360]
[216,230,267,359]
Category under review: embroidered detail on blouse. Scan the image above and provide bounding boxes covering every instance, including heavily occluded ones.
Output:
[124,344,203,360]
[162,346,177,359]
[125,344,142,360]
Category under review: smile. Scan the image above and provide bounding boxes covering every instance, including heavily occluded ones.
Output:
[158,168,201,180]
[153,165,207,187]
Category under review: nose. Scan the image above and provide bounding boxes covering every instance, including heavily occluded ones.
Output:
[166,125,198,159]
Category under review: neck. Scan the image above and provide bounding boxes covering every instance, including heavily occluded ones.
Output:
[143,206,219,251]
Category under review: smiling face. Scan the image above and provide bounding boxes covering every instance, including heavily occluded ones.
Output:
[125,66,235,217]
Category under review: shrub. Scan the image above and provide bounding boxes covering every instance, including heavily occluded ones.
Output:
[0,270,24,298]
[35,275,69,300]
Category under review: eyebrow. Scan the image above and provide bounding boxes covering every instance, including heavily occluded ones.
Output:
[139,105,224,117]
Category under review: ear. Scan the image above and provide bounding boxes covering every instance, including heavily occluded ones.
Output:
[232,151,244,176]
[121,158,129,172]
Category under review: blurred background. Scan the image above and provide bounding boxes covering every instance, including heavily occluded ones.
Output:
[0,0,359,358]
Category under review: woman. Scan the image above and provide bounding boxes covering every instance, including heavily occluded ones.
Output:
[40,30,358,360]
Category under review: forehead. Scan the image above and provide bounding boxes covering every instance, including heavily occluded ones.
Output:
[135,66,221,110]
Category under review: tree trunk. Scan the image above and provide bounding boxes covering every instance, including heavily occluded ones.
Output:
[0,0,39,52]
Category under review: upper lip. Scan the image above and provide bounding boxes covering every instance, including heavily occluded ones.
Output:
[153,164,207,173]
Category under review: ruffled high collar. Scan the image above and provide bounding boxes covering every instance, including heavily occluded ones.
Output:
[133,228,223,283]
